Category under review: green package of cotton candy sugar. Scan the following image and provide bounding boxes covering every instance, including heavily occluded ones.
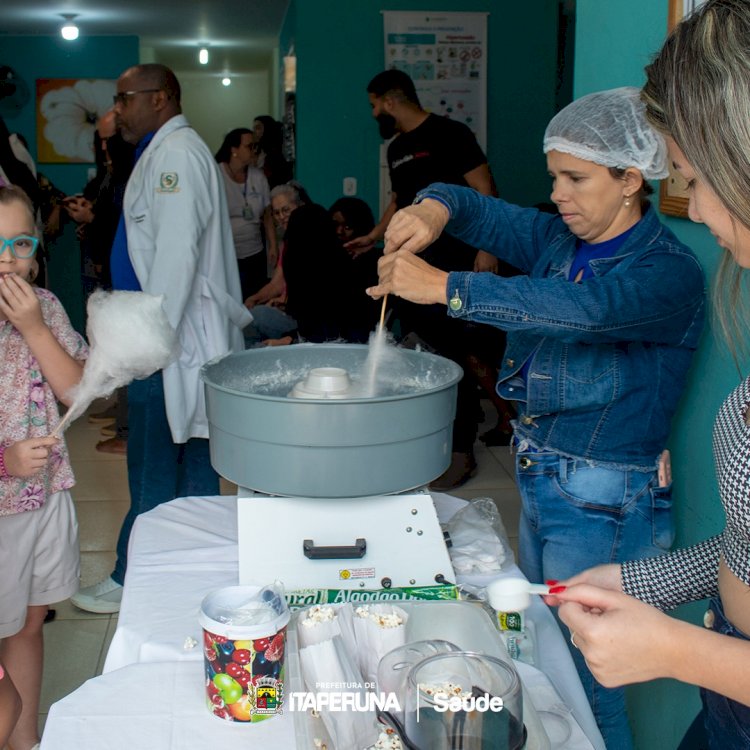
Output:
[285,583,460,609]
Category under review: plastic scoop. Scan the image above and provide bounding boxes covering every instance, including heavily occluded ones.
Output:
[486,577,550,612]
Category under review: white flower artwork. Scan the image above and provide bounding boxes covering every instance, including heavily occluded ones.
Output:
[38,79,115,162]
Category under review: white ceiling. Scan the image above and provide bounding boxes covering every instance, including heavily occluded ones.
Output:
[0,0,290,74]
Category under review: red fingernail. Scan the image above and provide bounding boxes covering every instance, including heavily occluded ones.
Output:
[545,579,559,586]
[549,585,567,594]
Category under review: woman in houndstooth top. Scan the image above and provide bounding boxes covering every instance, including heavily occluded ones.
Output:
[548,2,750,747]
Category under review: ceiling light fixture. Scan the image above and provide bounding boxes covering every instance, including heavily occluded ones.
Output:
[221,77,231,87]
[199,47,209,65]
[60,14,79,41]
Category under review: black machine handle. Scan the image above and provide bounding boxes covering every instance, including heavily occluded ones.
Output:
[303,538,367,560]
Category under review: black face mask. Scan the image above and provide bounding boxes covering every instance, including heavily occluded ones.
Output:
[376,113,397,140]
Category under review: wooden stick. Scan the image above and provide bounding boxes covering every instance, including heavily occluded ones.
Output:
[49,408,75,439]
[379,293,388,331]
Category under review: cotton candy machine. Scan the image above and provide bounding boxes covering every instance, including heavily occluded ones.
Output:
[201,343,462,589]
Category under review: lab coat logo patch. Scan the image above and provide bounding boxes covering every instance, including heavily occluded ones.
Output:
[157,172,180,193]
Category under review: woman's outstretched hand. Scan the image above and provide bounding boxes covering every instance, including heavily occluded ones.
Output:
[551,583,679,687]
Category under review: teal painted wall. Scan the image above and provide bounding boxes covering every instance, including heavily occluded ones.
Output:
[2,35,139,332]
[284,0,560,215]
[575,2,743,747]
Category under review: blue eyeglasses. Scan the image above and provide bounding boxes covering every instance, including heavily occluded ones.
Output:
[0,235,39,259]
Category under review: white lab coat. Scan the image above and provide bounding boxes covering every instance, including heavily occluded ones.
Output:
[123,114,252,443]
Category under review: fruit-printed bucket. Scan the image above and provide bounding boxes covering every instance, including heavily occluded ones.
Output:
[199,584,290,722]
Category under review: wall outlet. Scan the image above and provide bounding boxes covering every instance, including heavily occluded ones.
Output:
[343,177,357,196]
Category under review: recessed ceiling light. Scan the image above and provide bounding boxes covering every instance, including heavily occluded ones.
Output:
[60,14,79,41]
[199,47,209,65]
[222,77,231,87]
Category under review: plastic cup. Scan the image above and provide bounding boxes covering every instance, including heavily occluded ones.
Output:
[377,640,461,723]
[199,585,290,722]
[404,651,525,750]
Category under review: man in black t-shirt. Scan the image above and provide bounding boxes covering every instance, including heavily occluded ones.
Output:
[388,113,487,205]
[346,69,496,272]
[346,69,503,490]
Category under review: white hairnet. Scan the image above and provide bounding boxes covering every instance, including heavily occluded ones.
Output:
[543,87,668,180]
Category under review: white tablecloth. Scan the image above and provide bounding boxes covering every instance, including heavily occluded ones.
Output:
[42,494,604,750]
[42,661,296,749]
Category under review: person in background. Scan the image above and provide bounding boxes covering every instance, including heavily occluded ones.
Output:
[215,128,277,298]
[244,182,305,344]
[253,115,292,189]
[71,63,250,615]
[0,117,39,207]
[252,115,271,167]
[331,196,377,256]
[0,185,88,750]
[548,2,750,747]
[329,196,381,341]
[63,110,135,456]
[347,69,500,489]
[245,182,351,344]
[0,117,49,286]
[64,109,135,292]
[280,193,350,343]
[367,87,706,750]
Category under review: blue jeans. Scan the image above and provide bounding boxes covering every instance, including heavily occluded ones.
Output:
[244,304,297,346]
[112,372,219,584]
[696,598,750,749]
[516,449,673,750]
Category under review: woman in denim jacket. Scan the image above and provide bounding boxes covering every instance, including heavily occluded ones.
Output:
[544,3,750,749]
[368,87,706,750]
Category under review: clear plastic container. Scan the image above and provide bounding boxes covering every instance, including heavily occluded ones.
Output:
[290,600,550,749]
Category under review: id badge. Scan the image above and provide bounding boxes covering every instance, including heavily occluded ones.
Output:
[242,205,254,220]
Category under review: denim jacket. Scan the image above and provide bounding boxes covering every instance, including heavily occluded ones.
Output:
[416,183,706,469]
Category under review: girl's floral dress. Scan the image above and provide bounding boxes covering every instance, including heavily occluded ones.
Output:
[0,288,88,517]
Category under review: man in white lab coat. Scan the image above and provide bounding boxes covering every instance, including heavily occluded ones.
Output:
[72,64,252,613]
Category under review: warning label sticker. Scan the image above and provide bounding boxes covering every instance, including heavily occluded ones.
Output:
[339,568,376,580]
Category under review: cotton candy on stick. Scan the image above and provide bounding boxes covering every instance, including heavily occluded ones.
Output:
[52,290,179,436]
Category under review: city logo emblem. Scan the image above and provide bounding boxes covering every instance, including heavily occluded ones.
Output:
[157,172,180,193]
[253,676,283,715]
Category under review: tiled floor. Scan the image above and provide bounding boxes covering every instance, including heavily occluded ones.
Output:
[35,396,521,738]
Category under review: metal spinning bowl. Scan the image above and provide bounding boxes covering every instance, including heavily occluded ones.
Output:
[201,343,462,497]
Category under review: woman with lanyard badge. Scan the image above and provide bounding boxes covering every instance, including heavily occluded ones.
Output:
[215,128,277,299]
[367,87,706,749]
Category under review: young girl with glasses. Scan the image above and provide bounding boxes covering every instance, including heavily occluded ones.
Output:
[0,185,88,750]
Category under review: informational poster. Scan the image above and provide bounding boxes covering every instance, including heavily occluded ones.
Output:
[382,11,488,150]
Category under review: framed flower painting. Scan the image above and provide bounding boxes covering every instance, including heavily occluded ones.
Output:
[36,78,116,163]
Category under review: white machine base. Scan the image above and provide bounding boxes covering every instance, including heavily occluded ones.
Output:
[237,490,454,590]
